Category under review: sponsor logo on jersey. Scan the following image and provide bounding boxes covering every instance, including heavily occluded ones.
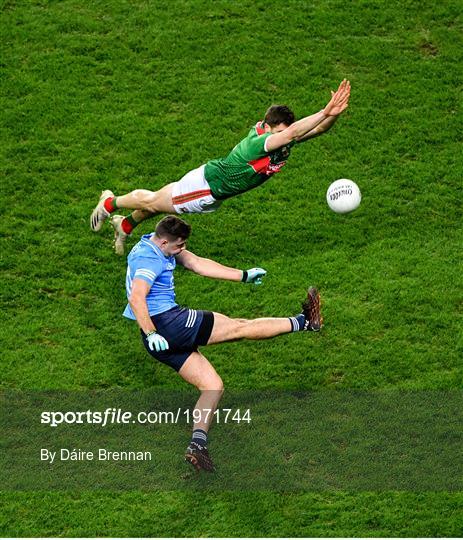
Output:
[248,156,287,176]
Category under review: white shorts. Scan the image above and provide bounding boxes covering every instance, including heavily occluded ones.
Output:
[171,165,222,214]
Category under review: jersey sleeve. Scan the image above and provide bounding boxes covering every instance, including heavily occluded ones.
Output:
[131,256,163,286]
[241,130,272,160]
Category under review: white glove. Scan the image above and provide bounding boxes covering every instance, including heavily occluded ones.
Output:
[146,331,169,352]
[242,267,267,285]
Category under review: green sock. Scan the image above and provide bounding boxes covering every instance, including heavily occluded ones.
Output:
[121,214,139,234]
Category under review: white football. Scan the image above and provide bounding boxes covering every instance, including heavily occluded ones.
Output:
[326,179,361,214]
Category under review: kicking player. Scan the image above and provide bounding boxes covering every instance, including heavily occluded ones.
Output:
[91,80,351,254]
[125,215,322,472]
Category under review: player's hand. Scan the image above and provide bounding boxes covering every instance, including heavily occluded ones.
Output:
[146,331,169,352]
[242,268,267,285]
[323,79,351,117]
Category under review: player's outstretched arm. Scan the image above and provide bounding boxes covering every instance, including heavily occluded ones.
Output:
[296,79,351,142]
[176,251,266,284]
[265,79,351,150]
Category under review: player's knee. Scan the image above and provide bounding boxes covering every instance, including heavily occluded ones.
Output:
[230,319,250,340]
[202,373,224,394]
[212,375,224,394]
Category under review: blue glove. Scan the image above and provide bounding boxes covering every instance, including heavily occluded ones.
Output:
[146,331,169,352]
[241,267,267,285]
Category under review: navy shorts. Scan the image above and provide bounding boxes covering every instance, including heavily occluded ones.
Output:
[141,306,214,372]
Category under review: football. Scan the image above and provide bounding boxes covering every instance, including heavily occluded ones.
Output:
[326,179,361,214]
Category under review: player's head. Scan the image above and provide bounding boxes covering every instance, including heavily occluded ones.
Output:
[264,105,295,133]
[154,215,191,255]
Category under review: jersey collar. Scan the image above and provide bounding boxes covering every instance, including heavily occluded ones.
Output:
[141,234,170,259]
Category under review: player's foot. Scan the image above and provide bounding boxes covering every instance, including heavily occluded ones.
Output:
[302,286,323,331]
[110,215,129,256]
[90,190,114,232]
[185,442,215,472]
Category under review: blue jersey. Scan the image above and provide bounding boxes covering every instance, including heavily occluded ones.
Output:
[123,234,177,320]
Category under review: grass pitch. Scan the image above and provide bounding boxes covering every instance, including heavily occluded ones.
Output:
[1,0,462,536]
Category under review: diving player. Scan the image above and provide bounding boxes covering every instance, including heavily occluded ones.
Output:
[91,80,351,254]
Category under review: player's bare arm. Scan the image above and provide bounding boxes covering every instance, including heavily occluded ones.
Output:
[128,278,157,334]
[176,250,267,285]
[265,110,327,151]
[296,107,348,142]
[176,250,243,281]
[297,80,351,141]
[265,79,351,151]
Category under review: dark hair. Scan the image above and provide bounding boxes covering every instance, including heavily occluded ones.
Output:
[155,215,191,240]
[264,105,295,127]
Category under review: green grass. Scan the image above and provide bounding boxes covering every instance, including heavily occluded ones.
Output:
[1,0,463,536]
[2,491,462,538]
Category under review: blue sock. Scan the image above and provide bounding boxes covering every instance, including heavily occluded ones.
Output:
[289,313,306,332]
[191,428,208,447]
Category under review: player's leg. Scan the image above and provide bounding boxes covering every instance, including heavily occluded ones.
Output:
[208,312,292,344]
[131,209,156,222]
[90,165,221,255]
[90,163,216,232]
[109,209,156,256]
[90,183,176,232]
[178,351,224,472]
[207,287,322,345]
[90,184,177,255]
[179,350,224,432]
[113,183,176,214]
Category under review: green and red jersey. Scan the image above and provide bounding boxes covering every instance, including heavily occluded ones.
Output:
[204,122,296,200]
